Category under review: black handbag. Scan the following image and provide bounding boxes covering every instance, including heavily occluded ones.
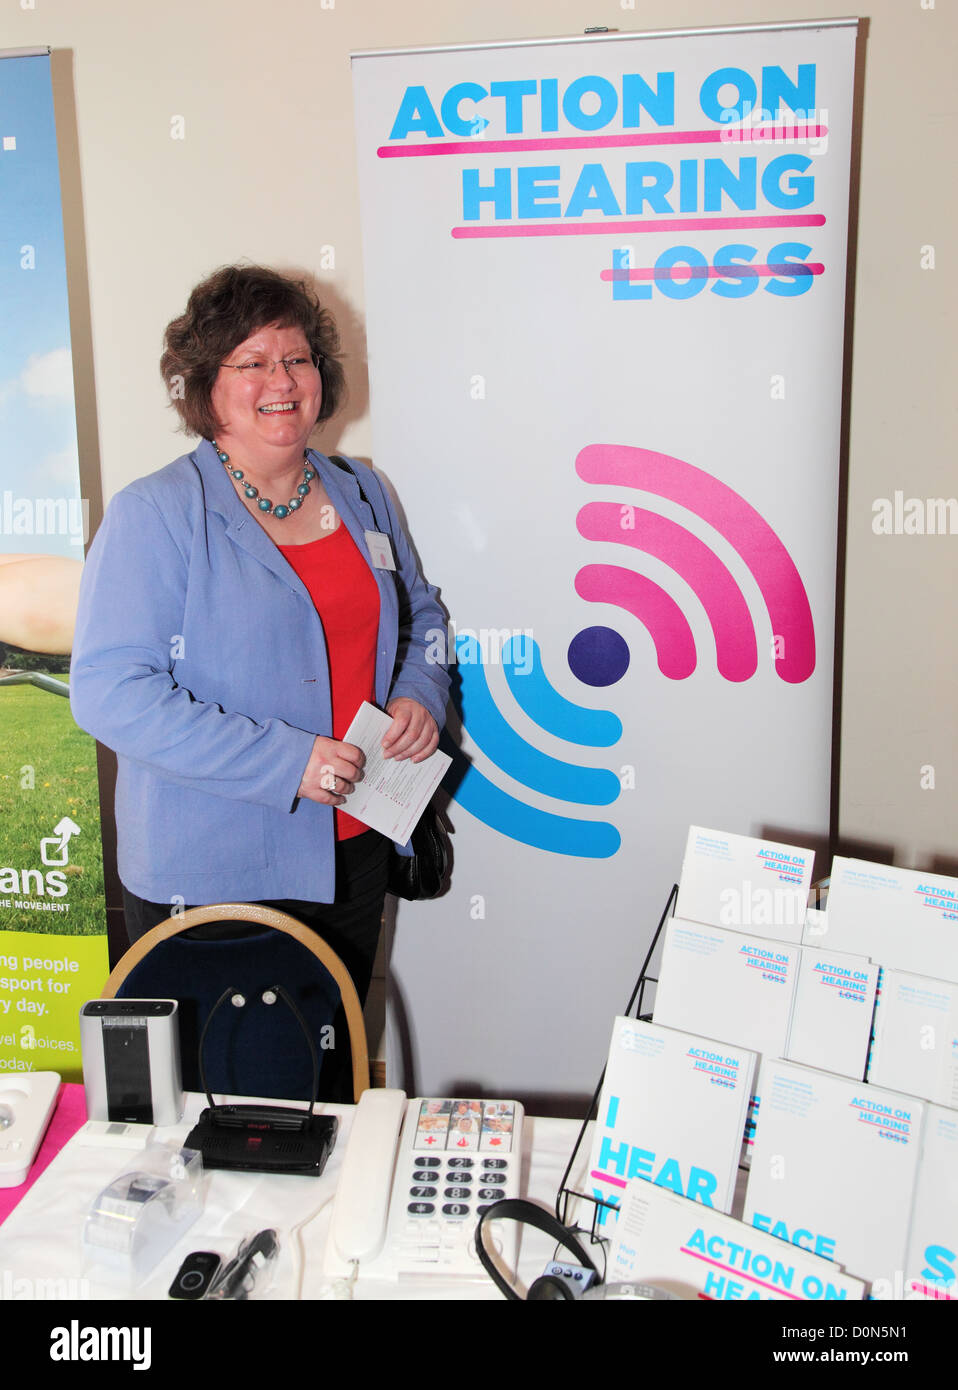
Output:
[388,799,450,901]
[327,457,450,901]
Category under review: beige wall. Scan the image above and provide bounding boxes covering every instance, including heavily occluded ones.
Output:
[5,0,955,870]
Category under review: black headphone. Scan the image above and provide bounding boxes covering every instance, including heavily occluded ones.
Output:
[475,1198,602,1300]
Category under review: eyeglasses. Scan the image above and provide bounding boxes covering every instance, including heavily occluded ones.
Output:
[220,353,320,384]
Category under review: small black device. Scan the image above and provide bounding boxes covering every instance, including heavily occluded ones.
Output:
[168,1250,222,1301]
[186,1102,338,1176]
[184,983,338,1176]
[207,1229,279,1301]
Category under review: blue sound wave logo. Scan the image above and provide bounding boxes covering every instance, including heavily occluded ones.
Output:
[444,634,622,858]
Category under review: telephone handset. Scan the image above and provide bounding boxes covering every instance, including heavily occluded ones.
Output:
[324,1089,524,1285]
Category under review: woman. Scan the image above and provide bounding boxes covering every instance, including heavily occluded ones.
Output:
[70,265,449,1009]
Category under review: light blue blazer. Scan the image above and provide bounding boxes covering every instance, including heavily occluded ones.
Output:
[70,440,450,905]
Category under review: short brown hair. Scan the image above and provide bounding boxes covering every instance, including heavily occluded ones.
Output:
[160,265,345,439]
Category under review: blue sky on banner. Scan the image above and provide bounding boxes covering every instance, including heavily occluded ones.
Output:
[0,54,82,560]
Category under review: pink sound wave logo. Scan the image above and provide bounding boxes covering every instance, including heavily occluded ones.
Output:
[570,444,815,686]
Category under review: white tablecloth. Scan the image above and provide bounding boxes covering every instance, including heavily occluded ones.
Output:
[0,1093,594,1301]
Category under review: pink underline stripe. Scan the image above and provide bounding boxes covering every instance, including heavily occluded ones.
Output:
[601,262,825,282]
[680,1244,802,1300]
[377,126,829,158]
[910,1281,956,1300]
[453,213,825,240]
[591,1168,628,1190]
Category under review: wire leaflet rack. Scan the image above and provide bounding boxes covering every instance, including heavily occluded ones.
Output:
[554,883,678,1241]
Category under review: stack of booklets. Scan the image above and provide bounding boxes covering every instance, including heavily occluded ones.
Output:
[586,1017,756,1227]
[607,1179,865,1301]
[744,1059,924,1290]
[905,1103,958,1300]
[786,947,879,1079]
[654,829,883,1167]
[653,917,800,1067]
[581,828,958,1298]
[817,858,958,983]
[868,969,958,1107]
[676,825,815,945]
[654,920,878,1081]
[652,923,879,1160]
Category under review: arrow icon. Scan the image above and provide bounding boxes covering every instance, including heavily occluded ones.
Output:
[40,818,82,867]
[53,817,81,843]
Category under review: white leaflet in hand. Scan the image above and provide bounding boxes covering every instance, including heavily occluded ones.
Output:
[676,825,814,945]
[341,702,451,844]
[824,858,958,983]
[867,969,958,1108]
[785,947,878,1081]
[903,1105,958,1301]
[608,1180,864,1302]
[744,1059,923,1290]
[587,1017,756,1229]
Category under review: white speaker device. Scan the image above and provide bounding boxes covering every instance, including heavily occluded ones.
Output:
[80,1000,184,1127]
[0,1070,61,1187]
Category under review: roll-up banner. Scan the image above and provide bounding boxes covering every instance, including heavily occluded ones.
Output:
[0,50,107,1080]
[352,22,857,1098]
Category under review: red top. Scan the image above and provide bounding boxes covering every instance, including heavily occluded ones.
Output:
[279,523,381,840]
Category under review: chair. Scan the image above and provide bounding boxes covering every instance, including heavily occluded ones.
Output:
[101,904,370,1103]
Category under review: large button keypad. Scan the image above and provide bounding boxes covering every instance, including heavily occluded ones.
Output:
[393,1098,521,1273]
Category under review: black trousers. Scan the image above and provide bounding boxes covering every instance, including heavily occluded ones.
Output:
[120,830,390,1007]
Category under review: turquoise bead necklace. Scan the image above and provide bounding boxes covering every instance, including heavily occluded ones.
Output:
[214,441,315,520]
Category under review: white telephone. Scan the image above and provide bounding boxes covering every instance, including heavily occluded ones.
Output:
[324,1089,524,1287]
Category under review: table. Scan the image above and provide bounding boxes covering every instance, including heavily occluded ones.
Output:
[0,1091,594,1301]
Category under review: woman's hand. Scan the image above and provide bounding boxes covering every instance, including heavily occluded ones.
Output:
[297,736,365,804]
[383,697,439,763]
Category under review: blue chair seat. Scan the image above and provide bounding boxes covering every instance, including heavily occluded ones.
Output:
[117,927,350,1102]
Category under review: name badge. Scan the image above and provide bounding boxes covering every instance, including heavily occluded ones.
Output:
[365,530,396,571]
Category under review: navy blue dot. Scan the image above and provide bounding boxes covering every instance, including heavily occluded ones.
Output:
[568,627,630,687]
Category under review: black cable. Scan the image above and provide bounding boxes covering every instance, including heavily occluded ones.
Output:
[265,984,320,1115]
[196,981,321,1115]
[554,882,679,1229]
[197,985,239,1110]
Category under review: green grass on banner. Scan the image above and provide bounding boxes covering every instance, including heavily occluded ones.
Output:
[0,680,106,937]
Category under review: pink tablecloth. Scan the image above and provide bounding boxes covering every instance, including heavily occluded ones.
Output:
[0,1081,87,1224]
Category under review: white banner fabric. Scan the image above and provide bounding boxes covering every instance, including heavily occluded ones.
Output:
[351,22,857,1099]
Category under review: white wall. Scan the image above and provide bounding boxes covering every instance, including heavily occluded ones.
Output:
[5,0,954,870]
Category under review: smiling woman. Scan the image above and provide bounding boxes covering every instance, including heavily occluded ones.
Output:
[69,266,450,1094]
